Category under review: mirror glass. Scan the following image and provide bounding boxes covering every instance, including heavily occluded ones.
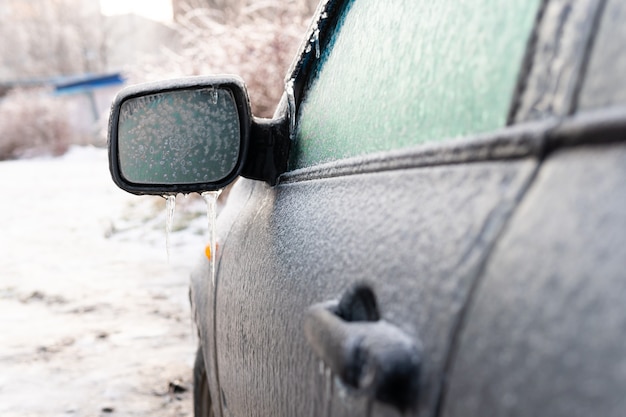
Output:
[117,87,241,185]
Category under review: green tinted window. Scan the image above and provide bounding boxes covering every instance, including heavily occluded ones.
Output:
[292,0,540,169]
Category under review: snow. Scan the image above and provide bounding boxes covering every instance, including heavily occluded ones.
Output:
[0,146,208,416]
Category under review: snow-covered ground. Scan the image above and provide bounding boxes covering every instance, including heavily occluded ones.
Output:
[0,146,210,417]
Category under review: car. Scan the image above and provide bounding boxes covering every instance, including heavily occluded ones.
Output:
[108,0,626,416]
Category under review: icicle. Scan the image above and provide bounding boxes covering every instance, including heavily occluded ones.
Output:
[313,27,321,59]
[202,190,222,287]
[285,79,296,142]
[164,194,176,260]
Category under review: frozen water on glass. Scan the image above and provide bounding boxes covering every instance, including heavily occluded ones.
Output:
[118,88,240,185]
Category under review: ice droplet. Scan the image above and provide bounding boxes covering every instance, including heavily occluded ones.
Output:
[210,87,218,104]
[164,194,176,260]
[285,80,296,141]
[313,28,320,59]
[202,190,222,287]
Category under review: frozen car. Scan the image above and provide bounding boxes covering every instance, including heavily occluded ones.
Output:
[108,0,626,416]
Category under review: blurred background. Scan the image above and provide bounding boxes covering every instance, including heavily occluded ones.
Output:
[0,0,318,160]
[0,1,316,416]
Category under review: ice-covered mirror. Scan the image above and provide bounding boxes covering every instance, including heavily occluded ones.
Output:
[118,88,240,184]
[109,76,251,195]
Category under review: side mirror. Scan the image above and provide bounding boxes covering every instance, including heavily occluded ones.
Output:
[108,76,251,195]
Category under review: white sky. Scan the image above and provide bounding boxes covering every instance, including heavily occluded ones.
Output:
[99,0,173,22]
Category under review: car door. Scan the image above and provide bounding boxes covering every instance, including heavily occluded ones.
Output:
[442,0,626,415]
[210,1,544,416]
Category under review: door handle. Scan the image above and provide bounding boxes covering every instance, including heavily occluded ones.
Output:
[304,285,421,412]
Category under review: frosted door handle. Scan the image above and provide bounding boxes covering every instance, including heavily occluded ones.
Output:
[303,286,422,412]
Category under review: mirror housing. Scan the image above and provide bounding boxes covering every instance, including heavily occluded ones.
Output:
[108,76,252,195]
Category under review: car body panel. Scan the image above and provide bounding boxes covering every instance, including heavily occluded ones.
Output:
[578,0,626,110]
[190,178,256,416]
[443,143,626,417]
[509,0,604,123]
[213,157,537,416]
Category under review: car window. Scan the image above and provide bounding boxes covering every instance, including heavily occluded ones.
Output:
[291,0,541,169]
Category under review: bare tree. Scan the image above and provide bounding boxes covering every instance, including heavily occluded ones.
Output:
[0,0,107,80]
[135,0,317,117]
[0,88,75,160]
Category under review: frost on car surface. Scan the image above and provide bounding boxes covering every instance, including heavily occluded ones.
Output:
[293,0,540,169]
[117,87,241,185]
